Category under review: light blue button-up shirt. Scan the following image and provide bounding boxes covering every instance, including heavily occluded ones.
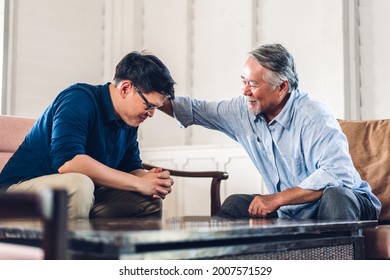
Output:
[172,89,381,219]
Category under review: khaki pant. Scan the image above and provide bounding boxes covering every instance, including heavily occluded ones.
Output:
[7,173,162,219]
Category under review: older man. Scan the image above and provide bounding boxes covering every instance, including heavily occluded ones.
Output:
[160,44,381,221]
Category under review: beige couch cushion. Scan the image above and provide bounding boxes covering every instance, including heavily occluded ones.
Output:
[338,119,390,221]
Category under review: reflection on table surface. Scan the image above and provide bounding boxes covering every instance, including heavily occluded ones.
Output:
[0,217,376,260]
[0,216,376,239]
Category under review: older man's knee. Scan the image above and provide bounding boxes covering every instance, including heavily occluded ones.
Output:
[318,187,360,220]
[217,194,253,218]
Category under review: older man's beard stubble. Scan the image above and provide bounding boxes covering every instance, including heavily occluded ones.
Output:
[247,98,262,116]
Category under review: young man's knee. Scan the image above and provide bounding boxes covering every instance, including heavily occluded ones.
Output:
[59,173,95,219]
[60,173,94,195]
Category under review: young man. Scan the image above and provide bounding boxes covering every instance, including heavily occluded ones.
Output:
[160,44,381,221]
[0,51,175,219]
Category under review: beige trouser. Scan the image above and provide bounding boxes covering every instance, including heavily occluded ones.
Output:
[7,173,162,219]
[7,173,95,219]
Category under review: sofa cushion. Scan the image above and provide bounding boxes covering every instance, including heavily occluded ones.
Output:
[0,153,14,172]
[0,115,36,171]
[338,119,390,222]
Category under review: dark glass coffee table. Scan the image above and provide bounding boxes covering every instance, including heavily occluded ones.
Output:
[0,217,376,260]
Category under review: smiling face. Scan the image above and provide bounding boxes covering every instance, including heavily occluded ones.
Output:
[241,57,289,122]
[110,81,167,127]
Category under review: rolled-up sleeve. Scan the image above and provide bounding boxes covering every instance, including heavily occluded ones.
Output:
[298,116,357,191]
[299,168,340,190]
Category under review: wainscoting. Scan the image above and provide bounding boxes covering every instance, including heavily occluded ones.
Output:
[141,144,267,218]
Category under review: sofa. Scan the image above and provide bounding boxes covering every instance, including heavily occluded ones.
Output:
[338,119,390,259]
[1,115,389,259]
[0,115,36,170]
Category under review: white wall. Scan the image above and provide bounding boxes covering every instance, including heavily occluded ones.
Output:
[3,0,348,146]
[2,0,390,217]
[4,0,390,135]
[256,0,345,120]
[4,0,104,117]
[359,0,390,119]
[139,0,347,148]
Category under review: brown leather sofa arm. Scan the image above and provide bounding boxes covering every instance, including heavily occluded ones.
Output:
[142,163,229,216]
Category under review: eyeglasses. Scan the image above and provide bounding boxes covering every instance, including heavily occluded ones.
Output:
[133,84,159,111]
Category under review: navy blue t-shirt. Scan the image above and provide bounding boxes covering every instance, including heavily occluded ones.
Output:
[0,83,143,191]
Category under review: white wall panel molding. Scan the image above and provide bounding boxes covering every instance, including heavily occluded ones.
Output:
[102,0,143,82]
[251,0,259,48]
[184,0,194,145]
[359,0,390,119]
[343,0,361,120]
[2,0,12,114]
[141,144,265,218]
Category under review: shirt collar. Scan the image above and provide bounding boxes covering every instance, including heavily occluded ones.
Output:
[101,82,126,127]
[272,90,296,129]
